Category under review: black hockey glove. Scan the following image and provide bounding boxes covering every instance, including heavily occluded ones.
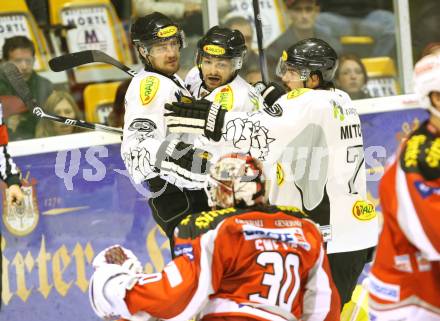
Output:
[155,139,212,188]
[165,98,226,142]
[253,81,286,107]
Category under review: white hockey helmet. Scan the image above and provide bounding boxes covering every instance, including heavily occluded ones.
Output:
[413,53,440,117]
[205,153,265,209]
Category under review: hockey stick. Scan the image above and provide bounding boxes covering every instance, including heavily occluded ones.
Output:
[49,50,138,77]
[252,0,269,84]
[1,62,123,135]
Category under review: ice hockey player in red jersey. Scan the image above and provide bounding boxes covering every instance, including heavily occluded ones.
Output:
[368,53,440,320]
[89,153,340,321]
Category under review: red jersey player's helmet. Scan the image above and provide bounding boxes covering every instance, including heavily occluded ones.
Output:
[413,53,440,118]
[205,153,265,209]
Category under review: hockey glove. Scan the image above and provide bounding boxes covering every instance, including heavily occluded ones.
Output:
[253,81,286,107]
[93,245,143,274]
[165,98,226,141]
[155,139,212,188]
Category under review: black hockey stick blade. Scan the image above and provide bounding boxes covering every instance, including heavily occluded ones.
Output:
[49,50,95,71]
[49,50,138,77]
[1,62,37,110]
[1,62,122,135]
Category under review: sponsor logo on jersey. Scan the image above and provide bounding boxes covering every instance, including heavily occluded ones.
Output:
[263,103,283,117]
[393,254,413,273]
[414,181,440,198]
[157,25,178,38]
[173,243,194,260]
[425,137,440,168]
[3,179,39,236]
[128,118,157,133]
[403,134,426,168]
[243,225,311,250]
[286,88,311,99]
[206,102,221,132]
[415,252,431,272]
[235,218,264,227]
[281,50,288,61]
[332,101,345,121]
[214,85,233,111]
[140,76,159,105]
[197,151,212,160]
[192,207,237,229]
[203,44,226,56]
[274,219,302,227]
[276,162,284,186]
[369,274,400,302]
[352,200,376,221]
[276,205,304,214]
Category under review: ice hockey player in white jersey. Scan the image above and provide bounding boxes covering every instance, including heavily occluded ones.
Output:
[164,38,379,306]
[185,26,262,112]
[122,12,212,241]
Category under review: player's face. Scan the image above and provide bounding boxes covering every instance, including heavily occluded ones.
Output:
[281,68,305,90]
[200,56,234,91]
[336,60,366,95]
[148,38,181,76]
[288,0,320,31]
[53,99,75,135]
[8,48,34,81]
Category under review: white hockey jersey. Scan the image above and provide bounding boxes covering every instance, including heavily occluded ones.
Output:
[211,88,379,254]
[122,68,264,190]
[121,69,200,189]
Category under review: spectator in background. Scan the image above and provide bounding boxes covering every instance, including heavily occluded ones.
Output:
[223,16,260,81]
[108,79,130,128]
[243,62,262,84]
[335,54,371,100]
[266,0,341,81]
[0,36,54,140]
[35,91,82,138]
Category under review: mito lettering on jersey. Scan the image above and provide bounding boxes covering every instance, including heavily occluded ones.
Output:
[340,123,362,140]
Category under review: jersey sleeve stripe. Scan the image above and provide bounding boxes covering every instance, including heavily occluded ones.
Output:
[302,246,332,321]
[396,165,440,260]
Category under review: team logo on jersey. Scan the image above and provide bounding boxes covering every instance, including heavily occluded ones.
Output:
[352,200,376,221]
[157,25,177,38]
[128,118,157,133]
[203,44,225,56]
[263,103,283,117]
[140,76,159,105]
[276,162,284,185]
[286,88,311,99]
[214,85,233,111]
[2,174,39,236]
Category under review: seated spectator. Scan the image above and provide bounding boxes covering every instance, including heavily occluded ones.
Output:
[266,0,341,81]
[107,79,130,128]
[0,36,54,140]
[35,91,83,138]
[335,54,371,100]
[223,16,260,80]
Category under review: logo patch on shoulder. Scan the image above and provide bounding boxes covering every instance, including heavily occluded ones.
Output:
[287,88,311,99]
[214,85,233,111]
[140,76,159,105]
[352,200,376,221]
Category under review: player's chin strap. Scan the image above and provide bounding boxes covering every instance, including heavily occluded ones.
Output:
[240,302,298,321]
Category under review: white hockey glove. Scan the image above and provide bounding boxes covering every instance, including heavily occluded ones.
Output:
[165,98,226,141]
[155,139,212,188]
[253,81,286,107]
[89,263,140,320]
[93,245,143,274]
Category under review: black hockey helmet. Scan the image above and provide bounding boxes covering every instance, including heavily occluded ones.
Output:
[196,26,247,72]
[276,38,338,82]
[131,12,185,50]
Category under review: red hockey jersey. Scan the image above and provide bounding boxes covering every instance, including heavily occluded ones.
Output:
[369,121,440,312]
[124,206,340,321]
